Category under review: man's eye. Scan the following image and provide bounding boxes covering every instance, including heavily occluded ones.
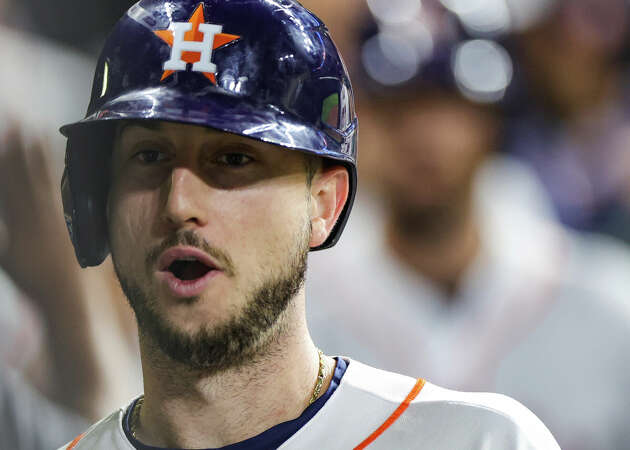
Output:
[134,150,169,164]
[217,153,253,167]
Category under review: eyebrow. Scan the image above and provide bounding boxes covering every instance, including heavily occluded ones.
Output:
[114,121,262,155]
[116,120,163,137]
[117,121,230,139]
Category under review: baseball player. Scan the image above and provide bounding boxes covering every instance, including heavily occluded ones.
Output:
[58,0,559,448]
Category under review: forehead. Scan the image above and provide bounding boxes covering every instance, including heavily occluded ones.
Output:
[112,120,313,165]
[378,90,471,115]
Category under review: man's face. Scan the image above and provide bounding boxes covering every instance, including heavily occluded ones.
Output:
[379,94,493,211]
[108,121,312,371]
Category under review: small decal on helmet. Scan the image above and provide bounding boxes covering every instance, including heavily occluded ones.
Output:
[321,93,340,129]
[154,4,240,84]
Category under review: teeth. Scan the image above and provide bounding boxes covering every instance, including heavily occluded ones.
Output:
[177,257,198,262]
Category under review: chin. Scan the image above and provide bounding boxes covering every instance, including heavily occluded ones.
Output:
[162,301,229,326]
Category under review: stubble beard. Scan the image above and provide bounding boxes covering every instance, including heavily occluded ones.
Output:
[112,227,310,374]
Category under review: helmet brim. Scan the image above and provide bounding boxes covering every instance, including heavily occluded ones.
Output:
[61,86,354,165]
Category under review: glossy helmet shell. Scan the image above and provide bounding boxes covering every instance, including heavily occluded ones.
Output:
[60,0,358,267]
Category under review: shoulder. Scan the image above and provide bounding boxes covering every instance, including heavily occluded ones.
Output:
[338,360,560,449]
[414,382,560,449]
[57,402,134,450]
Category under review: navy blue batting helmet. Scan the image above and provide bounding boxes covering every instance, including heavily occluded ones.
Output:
[60,0,358,268]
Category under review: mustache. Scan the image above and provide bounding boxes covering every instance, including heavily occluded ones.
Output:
[146,230,236,277]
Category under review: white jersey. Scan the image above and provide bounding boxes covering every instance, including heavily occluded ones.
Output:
[59,359,559,450]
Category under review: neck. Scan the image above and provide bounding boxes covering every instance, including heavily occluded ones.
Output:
[387,194,480,298]
[135,291,334,448]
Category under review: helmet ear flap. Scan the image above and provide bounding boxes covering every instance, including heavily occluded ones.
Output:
[61,124,112,267]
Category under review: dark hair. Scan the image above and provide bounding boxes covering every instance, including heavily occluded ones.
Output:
[304,154,322,187]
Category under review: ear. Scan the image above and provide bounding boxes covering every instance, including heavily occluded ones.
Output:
[309,165,349,248]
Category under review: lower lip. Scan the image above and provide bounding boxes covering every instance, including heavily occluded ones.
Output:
[156,269,222,298]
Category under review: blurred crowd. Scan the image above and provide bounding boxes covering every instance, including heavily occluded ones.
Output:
[1,0,630,449]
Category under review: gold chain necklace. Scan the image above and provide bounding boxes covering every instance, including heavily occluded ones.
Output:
[129,395,144,439]
[309,349,326,405]
[129,349,327,439]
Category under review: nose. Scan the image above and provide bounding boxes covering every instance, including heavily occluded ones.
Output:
[161,167,209,229]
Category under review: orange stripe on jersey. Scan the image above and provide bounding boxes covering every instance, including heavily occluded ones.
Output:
[354,378,426,450]
[66,433,85,449]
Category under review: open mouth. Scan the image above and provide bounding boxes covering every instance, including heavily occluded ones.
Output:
[167,258,213,281]
[156,247,222,297]
[158,247,220,281]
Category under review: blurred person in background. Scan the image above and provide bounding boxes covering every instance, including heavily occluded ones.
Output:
[307,1,630,449]
[503,0,630,243]
[0,130,92,449]
[0,0,142,447]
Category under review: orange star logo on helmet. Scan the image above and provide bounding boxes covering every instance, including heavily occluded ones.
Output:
[154,4,240,83]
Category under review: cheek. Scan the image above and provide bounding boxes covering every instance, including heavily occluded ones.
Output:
[218,178,309,263]
[108,183,161,269]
